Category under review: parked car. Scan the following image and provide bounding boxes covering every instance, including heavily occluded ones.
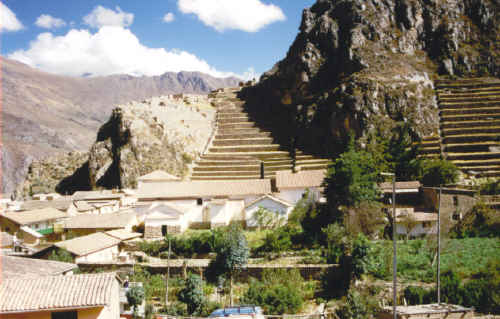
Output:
[209,306,264,319]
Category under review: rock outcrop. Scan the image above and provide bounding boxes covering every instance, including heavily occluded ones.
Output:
[240,0,499,158]
[1,56,239,194]
[20,95,215,196]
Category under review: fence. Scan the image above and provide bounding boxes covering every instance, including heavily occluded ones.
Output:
[156,313,338,319]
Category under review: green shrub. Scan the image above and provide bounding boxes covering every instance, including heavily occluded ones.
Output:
[451,202,500,238]
[336,289,369,319]
[258,227,292,254]
[418,159,459,187]
[178,274,206,315]
[242,270,305,314]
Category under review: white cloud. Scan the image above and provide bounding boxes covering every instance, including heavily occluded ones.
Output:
[0,2,23,32]
[242,67,260,81]
[178,0,285,32]
[83,5,133,28]
[8,26,236,78]
[35,14,66,29]
[163,12,175,23]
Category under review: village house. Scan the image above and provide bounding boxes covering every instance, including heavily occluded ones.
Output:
[136,179,271,236]
[275,169,327,205]
[34,232,122,263]
[0,207,68,244]
[72,189,137,209]
[0,272,121,319]
[32,193,62,201]
[0,231,15,251]
[244,195,293,229]
[1,255,77,279]
[62,210,139,238]
[394,207,438,238]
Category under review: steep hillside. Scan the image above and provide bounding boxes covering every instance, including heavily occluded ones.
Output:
[20,95,215,196]
[1,57,239,193]
[240,0,499,159]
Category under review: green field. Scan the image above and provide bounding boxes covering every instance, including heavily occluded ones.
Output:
[369,237,500,282]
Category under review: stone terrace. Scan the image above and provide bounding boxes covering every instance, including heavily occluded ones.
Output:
[190,88,330,181]
[418,78,500,179]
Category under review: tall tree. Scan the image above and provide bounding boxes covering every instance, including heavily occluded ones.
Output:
[178,274,205,315]
[207,224,249,305]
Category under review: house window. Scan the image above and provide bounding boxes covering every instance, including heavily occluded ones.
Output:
[162,225,168,236]
[453,196,458,206]
[452,213,462,221]
[33,223,39,229]
[197,198,203,205]
[52,311,77,319]
[422,222,431,228]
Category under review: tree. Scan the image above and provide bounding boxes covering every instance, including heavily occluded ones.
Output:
[336,289,369,319]
[418,159,459,187]
[48,249,74,263]
[126,285,145,318]
[398,214,419,241]
[253,207,285,229]
[324,140,381,212]
[207,224,249,305]
[178,274,206,315]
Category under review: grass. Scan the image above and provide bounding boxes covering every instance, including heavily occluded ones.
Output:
[370,237,500,283]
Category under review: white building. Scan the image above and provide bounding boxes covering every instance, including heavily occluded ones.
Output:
[395,208,438,238]
[275,170,326,205]
[244,195,293,228]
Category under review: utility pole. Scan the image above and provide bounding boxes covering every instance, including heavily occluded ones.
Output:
[437,185,441,304]
[392,174,397,319]
[165,237,171,306]
[381,172,397,319]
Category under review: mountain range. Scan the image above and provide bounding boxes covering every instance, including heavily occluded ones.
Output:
[1,56,239,193]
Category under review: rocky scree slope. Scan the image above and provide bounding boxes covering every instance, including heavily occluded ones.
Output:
[20,95,215,196]
[1,56,238,194]
[239,0,499,159]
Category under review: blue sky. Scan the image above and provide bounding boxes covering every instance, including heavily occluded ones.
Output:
[0,0,315,79]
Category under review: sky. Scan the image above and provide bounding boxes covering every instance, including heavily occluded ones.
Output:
[0,0,315,79]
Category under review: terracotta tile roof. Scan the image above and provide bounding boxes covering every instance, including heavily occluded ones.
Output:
[64,211,136,229]
[105,229,142,241]
[1,256,76,280]
[245,194,292,209]
[2,208,67,225]
[380,181,421,193]
[137,179,272,199]
[275,170,327,190]
[0,273,116,313]
[138,170,181,181]
[55,232,121,256]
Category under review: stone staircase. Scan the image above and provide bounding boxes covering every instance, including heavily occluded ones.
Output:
[191,88,331,181]
[419,78,500,179]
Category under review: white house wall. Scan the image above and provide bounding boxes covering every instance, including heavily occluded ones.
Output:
[396,222,437,237]
[75,245,119,263]
[276,188,321,205]
[245,198,291,228]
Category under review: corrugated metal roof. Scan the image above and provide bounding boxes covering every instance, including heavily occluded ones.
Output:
[0,273,116,313]
[380,181,421,193]
[275,170,326,189]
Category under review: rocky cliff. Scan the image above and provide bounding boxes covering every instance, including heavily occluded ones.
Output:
[1,56,238,194]
[240,0,499,158]
[20,95,215,196]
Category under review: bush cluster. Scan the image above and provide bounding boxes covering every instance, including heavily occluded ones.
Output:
[242,269,308,314]
[404,263,500,314]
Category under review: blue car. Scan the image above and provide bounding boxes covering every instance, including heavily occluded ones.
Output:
[209,306,264,319]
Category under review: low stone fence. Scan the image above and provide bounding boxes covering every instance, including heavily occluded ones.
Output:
[78,260,337,280]
[156,313,337,319]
